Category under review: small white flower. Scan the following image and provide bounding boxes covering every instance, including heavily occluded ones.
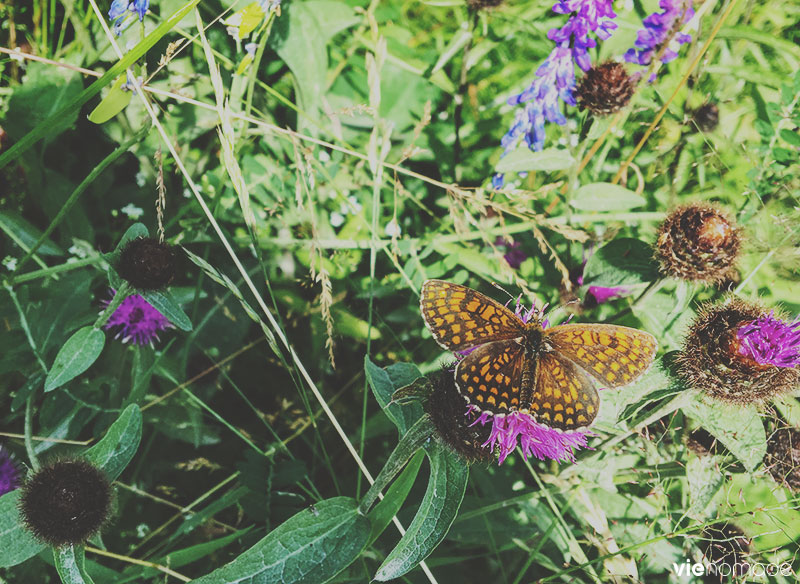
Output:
[319,150,331,163]
[346,195,362,214]
[121,203,144,220]
[330,212,345,228]
[135,171,146,187]
[385,218,401,237]
[2,256,18,272]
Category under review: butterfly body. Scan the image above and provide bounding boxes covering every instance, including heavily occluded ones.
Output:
[420,280,657,431]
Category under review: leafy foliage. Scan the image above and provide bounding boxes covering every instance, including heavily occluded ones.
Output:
[1,0,799,582]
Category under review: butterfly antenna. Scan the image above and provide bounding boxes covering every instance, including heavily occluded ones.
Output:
[490,281,516,302]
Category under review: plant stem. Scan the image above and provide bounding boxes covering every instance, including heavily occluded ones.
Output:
[93,281,132,329]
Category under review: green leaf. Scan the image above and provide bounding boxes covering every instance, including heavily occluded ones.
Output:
[44,326,105,392]
[582,238,660,288]
[191,497,369,584]
[54,546,96,584]
[0,490,47,568]
[367,450,424,545]
[87,74,133,124]
[495,148,575,173]
[141,289,193,331]
[365,357,425,434]
[570,183,646,212]
[686,455,724,520]
[683,396,767,472]
[374,444,468,581]
[84,404,142,481]
[779,128,800,147]
[0,211,63,256]
[270,2,359,120]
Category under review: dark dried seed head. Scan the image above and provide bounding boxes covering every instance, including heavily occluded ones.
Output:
[576,62,637,117]
[766,426,800,492]
[116,237,178,290]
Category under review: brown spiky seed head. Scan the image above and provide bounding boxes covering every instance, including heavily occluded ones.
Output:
[116,237,177,290]
[676,298,800,403]
[701,523,751,579]
[691,102,719,132]
[766,426,800,492]
[466,0,504,10]
[19,459,113,547]
[576,62,637,116]
[655,204,742,284]
[426,367,494,464]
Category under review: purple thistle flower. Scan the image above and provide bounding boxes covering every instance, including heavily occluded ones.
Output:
[109,0,150,35]
[103,290,173,345]
[470,409,592,464]
[737,313,800,368]
[495,0,617,188]
[624,0,694,70]
[0,446,20,496]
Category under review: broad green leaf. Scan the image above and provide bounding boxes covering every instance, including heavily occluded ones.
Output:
[365,357,425,434]
[779,128,800,147]
[0,211,63,255]
[367,450,424,545]
[683,396,767,472]
[582,238,660,288]
[54,546,96,584]
[87,74,133,124]
[495,148,575,173]
[84,404,142,481]
[0,490,47,567]
[270,2,359,120]
[726,474,800,550]
[44,326,105,392]
[332,308,380,341]
[191,497,369,584]
[570,183,646,212]
[141,289,193,331]
[374,444,468,581]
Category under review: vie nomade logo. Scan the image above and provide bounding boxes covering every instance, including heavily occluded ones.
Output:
[671,559,794,579]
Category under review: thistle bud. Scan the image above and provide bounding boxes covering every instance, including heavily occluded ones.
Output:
[425,367,494,464]
[116,237,177,290]
[19,459,113,547]
[691,102,719,133]
[576,62,637,117]
[655,204,742,284]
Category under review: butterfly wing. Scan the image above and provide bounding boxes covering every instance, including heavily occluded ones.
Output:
[455,339,527,415]
[420,279,525,351]
[545,323,657,387]
[532,352,600,431]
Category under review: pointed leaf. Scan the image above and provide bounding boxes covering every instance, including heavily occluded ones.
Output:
[495,147,575,173]
[141,289,192,331]
[88,74,132,124]
[570,183,646,212]
[367,450,424,545]
[54,546,96,584]
[0,490,47,567]
[192,497,369,584]
[374,444,468,581]
[44,326,105,392]
[365,357,424,434]
[84,404,142,481]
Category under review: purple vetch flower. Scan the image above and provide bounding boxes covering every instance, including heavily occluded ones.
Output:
[624,0,694,72]
[470,409,593,464]
[737,313,800,368]
[102,290,173,345]
[495,237,527,269]
[109,0,149,35]
[494,0,618,188]
[575,243,630,305]
[0,447,19,496]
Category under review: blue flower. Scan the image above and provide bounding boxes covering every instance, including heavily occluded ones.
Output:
[494,0,617,188]
[109,0,150,35]
[624,0,694,70]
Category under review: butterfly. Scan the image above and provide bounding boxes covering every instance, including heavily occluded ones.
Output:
[420,280,657,431]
